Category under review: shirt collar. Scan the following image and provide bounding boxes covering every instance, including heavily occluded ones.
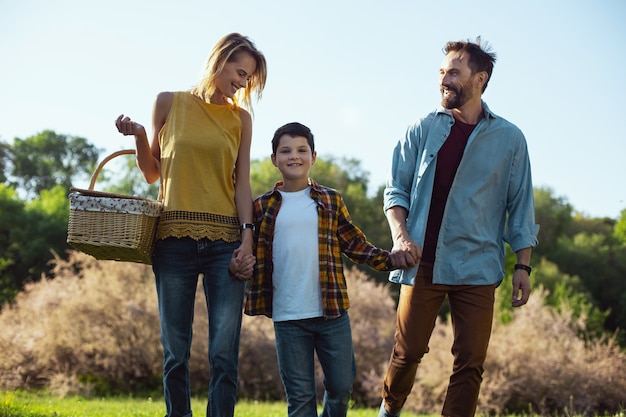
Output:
[270,178,320,195]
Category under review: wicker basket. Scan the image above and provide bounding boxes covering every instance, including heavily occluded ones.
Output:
[67,149,162,264]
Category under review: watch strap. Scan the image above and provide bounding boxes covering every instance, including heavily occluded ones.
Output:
[514,263,532,275]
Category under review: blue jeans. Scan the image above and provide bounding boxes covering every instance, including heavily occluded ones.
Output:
[273,313,356,417]
[152,237,245,417]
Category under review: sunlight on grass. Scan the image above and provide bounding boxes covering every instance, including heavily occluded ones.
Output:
[0,391,426,417]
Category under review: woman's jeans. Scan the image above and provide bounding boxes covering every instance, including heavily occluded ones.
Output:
[381,263,495,417]
[152,237,245,417]
[274,313,356,417]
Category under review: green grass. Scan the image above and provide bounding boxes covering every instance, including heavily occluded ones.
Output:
[0,391,425,417]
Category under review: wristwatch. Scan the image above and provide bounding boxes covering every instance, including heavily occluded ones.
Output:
[240,223,255,232]
[514,263,532,275]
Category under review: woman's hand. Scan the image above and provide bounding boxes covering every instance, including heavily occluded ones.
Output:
[228,247,256,280]
[115,114,146,137]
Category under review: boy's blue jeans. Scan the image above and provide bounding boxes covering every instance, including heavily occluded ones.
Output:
[274,312,356,417]
[152,237,245,417]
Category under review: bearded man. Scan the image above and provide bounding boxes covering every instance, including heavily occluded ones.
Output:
[378,39,539,417]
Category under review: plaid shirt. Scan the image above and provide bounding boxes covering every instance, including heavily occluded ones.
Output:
[245,179,394,319]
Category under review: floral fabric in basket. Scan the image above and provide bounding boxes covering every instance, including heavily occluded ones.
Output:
[70,193,162,217]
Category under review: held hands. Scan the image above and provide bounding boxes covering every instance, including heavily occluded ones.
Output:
[511,269,531,307]
[115,114,146,137]
[389,237,421,269]
[228,247,256,280]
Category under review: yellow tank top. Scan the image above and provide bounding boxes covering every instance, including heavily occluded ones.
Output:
[157,91,242,242]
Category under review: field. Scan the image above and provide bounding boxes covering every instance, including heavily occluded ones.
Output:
[0,391,425,417]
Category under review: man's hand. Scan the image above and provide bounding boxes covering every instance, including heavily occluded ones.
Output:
[511,269,531,307]
[389,238,421,269]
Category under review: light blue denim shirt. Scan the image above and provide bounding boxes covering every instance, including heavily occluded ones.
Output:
[384,102,539,286]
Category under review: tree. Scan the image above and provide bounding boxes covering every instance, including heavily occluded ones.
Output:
[0,184,72,305]
[614,209,626,244]
[250,158,281,198]
[0,141,9,184]
[550,231,626,341]
[533,186,573,258]
[0,184,25,304]
[97,153,160,200]
[7,130,100,198]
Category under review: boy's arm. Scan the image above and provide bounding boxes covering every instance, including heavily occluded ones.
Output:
[335,195,394,271]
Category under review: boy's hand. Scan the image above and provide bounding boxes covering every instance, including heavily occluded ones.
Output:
[229,247,256,280]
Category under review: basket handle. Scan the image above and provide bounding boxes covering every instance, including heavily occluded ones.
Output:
[88,149,137,190]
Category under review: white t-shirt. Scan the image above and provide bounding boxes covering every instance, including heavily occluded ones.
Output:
[271,187,322,322]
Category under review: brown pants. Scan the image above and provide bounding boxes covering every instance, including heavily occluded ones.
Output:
[381,264,496,417]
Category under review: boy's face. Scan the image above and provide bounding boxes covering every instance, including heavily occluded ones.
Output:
[271,134,316,182]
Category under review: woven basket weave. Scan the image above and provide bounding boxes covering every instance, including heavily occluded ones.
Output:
[67,149,162,264]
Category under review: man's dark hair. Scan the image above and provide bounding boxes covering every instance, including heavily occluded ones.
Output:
[271,122,315,154]
[444,37,497,92]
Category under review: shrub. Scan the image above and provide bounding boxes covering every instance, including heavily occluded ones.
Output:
[481,287,626,415]
[0,251,161,396]
[1,251,625,416]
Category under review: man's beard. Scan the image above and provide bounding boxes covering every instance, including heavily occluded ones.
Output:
[441,83,473,109]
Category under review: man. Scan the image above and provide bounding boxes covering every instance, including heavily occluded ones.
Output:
[378,39,539,417]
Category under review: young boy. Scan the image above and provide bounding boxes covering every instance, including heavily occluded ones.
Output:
[243,122,400,417]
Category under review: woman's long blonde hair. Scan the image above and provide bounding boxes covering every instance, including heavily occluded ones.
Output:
[191,33,267,112]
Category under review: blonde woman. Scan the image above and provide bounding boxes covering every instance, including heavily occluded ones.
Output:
[116,32,267,417]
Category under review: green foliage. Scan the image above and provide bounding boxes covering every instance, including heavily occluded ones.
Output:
[250,158,281,197]
[533,186,573,257]
[6,131,99,198]
[0,142,9,184]
[0,185,25,304]
[530,187,626,342]
[0,184,72,305]
[2,253,625,416]
[550,231,626,338]
[95,154,160,200]
[497,252,609,336]
[614,209,626,244]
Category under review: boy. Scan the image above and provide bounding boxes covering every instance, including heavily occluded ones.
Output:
[243,122,400,417]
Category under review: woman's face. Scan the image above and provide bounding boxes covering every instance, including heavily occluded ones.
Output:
[213,51,257,103]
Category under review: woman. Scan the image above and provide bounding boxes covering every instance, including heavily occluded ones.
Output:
[115,32,267,417]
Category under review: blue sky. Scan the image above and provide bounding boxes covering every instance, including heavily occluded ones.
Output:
[1,0,624,219]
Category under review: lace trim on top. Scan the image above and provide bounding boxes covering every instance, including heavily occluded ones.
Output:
[157,210,240,242]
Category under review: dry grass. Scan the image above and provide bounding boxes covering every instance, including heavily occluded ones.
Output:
[0,251,625,415]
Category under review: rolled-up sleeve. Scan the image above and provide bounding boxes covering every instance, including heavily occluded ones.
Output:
[504,131,539,251]
[384,123,421,212]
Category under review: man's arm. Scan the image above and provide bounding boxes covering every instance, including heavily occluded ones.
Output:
[386,206,421,269]
[511,247,532,307]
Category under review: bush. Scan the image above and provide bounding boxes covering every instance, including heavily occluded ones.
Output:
[0,251,161,396]
[1,251,625,415]
[481,287,626,415]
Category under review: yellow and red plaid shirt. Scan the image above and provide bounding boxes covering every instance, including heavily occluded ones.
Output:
[245,179,394,319]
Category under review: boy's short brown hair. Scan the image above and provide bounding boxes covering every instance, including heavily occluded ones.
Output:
[271,122,315,154]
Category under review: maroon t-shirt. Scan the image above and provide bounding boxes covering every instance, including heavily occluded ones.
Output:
[421,119,477,263]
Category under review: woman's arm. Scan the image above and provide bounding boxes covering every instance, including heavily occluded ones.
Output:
[115,91,171,184]
[233,108,254,256]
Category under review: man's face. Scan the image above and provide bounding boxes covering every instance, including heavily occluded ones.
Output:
[439,51,479,110]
